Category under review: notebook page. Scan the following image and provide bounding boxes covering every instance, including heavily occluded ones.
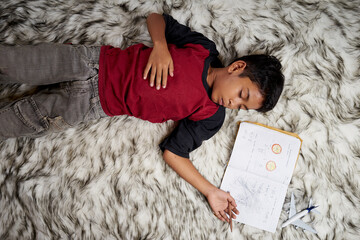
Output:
[221,168,287,232]
[228,122,301,185]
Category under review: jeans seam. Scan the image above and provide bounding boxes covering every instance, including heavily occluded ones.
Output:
[61,82,89,94]
[29,98,48,128]
[74,45,100,70]
[87,77,100,119]
[0,106,12,115]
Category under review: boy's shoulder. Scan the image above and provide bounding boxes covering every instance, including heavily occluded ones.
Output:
[163,13,219,57]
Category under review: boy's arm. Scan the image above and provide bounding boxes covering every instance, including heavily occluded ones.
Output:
[163,149,239,222]
[143,13,174,90]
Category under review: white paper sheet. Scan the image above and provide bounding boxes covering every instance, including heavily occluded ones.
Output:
[220,122,301,233]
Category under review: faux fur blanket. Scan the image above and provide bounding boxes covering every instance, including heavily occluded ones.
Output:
[0,1,359,239]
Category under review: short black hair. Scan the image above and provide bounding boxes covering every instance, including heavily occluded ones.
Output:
[231,55,284,113]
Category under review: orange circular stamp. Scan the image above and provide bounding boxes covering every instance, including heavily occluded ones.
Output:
[266,161,276,171]
[272,144,282,154]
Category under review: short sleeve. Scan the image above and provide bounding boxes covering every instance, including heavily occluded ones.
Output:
[159,107,225,158]
[163,14,218,56]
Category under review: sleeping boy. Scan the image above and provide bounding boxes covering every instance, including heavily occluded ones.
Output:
[0,13,284,223]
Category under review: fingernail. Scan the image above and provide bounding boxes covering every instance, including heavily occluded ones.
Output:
[163,85,166,88]
[150,83,153,87]
[156,86,160,90]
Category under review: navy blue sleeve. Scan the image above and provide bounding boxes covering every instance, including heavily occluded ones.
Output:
[163,14,219,56]
[159,107,225,158]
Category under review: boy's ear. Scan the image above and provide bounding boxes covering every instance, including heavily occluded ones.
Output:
[228,60,247,74]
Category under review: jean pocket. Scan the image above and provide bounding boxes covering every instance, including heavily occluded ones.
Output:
[14,98,47,133]
[0,98,48,139]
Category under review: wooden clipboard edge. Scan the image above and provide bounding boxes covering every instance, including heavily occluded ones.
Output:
[239,121,303,143]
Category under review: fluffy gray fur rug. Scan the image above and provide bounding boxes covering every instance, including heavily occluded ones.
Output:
[0,0,359,239]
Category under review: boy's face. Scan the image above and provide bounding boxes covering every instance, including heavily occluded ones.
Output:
[211,62,264,110]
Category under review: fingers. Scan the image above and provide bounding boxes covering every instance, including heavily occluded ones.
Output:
[226,206,238,219]
[155,68,164,90]
[143,63,151,81]
[143,47,174,89]
[151,67,164,90]
[169,60,174,77]
[143,64,173,90]
[231,208,239,217]
[232,207,239,216]
[214,208,238,222]
[227,202,239,216]
[214,211,229,222]
[219,210,230,223]
[161,68,168,89]
[227,194,240,215]
[150,66,157,88]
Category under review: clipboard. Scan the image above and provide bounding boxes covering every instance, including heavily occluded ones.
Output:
[220,121,302,232]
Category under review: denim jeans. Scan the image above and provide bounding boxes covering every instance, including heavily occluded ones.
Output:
[0,43,107,140]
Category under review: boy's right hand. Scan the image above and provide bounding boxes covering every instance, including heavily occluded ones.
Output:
[143,43,174,90]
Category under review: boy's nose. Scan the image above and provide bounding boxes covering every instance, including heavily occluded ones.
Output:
[229,98,241,109]
[229,99,235,108]
[231,98,241,107]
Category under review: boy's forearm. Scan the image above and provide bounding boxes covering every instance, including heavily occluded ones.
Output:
[146,13,167,47]
[163,150,217,197]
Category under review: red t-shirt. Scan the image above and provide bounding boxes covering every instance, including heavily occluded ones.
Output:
[97,14,225,158]
[98,43,219,123]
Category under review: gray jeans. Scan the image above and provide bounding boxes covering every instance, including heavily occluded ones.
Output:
[0,43,107,140]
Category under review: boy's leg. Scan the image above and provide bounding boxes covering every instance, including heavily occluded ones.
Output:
[0,43,100,85]
[0,76,107,140]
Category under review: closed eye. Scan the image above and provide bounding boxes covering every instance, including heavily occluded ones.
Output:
[245,88,249,100]
[240,89,250,100]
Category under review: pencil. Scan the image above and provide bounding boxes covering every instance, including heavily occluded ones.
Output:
[228,201,233,232]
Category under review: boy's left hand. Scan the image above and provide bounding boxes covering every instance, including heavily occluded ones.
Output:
[206,188,239,222]
[143,43,174,90]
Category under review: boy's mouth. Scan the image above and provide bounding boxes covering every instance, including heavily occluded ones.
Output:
[219,98,224,106]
